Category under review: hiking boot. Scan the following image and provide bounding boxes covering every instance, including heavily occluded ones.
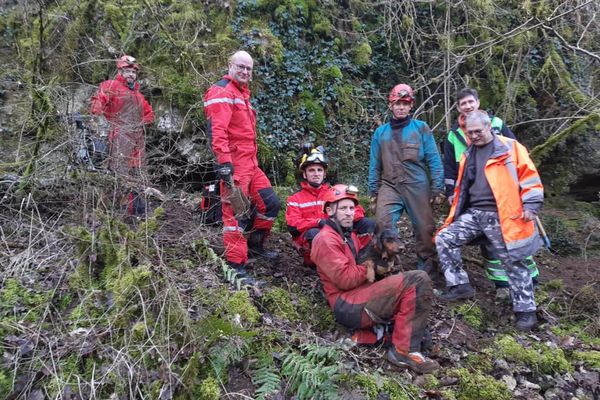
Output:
[438,283,476,302]
[494,287,511,304]
[247,230,279,260]
[387,347,439,374]
[515,311,538,331]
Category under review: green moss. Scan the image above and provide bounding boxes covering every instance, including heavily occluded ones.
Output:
[551,322,600,347]
[542,278,564,291]
[572,350,600,369]
[317,65,343,81]
[223,291,260,325]
[107,265,152,307]
[422,374,439,390]
[0,369,12,395]
[0,278,47,321]
[197,376,220,400]
[495,335,573,374]
[452,303,484,330]
[312,14,333,37]
[300,94,327,133]
[452,368,511,400]
[348,372,419,400]
[261,287,300,321]
[353,41,372,66]
[464,348,494,374]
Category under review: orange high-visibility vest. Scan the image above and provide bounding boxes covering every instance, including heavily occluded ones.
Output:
[440,136,544,260]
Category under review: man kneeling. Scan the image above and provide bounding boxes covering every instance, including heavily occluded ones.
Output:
[311,184,438,374]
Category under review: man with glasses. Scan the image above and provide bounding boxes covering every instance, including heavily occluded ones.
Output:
[286,145,374,267]
[204,50,281,283]
[368,83,444,276]
[436,110,544,331]
[442,88,539,301]
[90,55,154,215]
[311,184,438,374]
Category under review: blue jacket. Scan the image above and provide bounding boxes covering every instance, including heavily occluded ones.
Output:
[368,118,444,196]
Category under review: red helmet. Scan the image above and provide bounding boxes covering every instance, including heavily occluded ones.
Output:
[388,83,414,103]
[116,55,139,70]
[323,184,359,212]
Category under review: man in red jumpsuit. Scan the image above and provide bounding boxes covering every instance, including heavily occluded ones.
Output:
[311,184,438,374]
[286,145,374,267]
[90,55,154,215]
[204,50,281,281]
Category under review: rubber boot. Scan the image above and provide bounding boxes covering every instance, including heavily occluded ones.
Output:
[247,229,279,260]
[515,311,538,331]
[227,262,257,286]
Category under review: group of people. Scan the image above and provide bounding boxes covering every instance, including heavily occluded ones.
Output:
[94,50,546,374]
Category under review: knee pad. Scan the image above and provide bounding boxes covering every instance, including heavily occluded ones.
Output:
[258,187,281,218]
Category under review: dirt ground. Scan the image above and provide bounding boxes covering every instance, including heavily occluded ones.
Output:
[157,199,599,377]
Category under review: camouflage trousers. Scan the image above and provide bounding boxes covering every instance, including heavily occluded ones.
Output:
[435,208,536,312]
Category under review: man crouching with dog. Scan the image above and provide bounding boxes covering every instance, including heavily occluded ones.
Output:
[310,184,438,374]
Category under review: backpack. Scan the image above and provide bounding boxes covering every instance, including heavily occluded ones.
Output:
[199,182,222,225]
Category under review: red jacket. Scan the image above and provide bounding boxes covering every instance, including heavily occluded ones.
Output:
[203,75,258,172]
[286,182,366,242]
[90,74,154,139]
[311,223,372,308]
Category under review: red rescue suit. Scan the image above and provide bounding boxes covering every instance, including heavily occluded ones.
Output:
[286,181,371,264]
[204,75,280,264]
[311,222,432,353]
[90,73,154,173]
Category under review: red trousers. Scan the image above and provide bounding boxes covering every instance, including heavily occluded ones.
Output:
[333,270,432,352]
[220,167,280,264]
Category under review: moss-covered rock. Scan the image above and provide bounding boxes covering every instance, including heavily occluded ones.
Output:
[452,368,511,400]
[495,335,573,374]
[572,350,600,370]
[452,303,485,330]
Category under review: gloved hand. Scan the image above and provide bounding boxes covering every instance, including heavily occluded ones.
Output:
[318,218,326,228]
[369,196,377,215]
[431,191,446,206]
[217,162,234,181]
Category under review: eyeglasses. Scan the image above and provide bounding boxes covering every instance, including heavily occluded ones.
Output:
[233,63,253,72]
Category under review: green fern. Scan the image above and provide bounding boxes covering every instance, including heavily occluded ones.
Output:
[195,239,253,289]
[281,344,341,400]
[251,356,281,400]
[208,337,250,382]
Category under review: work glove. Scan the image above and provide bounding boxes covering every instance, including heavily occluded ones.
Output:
[217,162,234,182]
[369,196,377,215]
[430,191,446,206]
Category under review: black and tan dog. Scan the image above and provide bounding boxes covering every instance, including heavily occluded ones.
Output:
[359,228,406,279]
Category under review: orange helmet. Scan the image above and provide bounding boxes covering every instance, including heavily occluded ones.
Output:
[388,83,414,103]
[116,55,139,70]
[323,184,359,211]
